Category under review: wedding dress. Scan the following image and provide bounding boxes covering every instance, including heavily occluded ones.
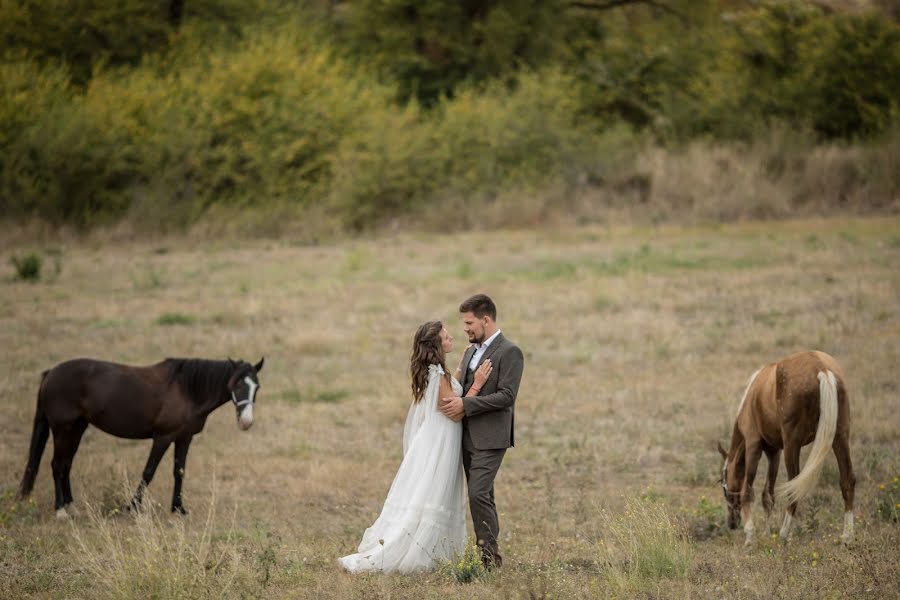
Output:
[339,364,467,574]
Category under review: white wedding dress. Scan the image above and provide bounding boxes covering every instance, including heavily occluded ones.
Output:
[339,364,467,574]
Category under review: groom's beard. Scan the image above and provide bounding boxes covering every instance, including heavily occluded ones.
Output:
[468,332,485,344]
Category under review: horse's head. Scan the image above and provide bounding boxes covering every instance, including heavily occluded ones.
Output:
[717,440,743,529]
[228,357,264,430]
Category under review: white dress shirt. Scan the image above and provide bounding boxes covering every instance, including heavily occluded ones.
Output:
[468,329,502,371]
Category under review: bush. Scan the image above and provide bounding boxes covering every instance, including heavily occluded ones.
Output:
[666,3,900,141]
[10,253,42,281]
[329,69,598,230]
[439,540,487,584]
[803,13,900,140]
[0,0,172,85]
[2,28,394,228]
[875,475,900,522]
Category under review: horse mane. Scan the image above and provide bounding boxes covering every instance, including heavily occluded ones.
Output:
[164,358,244,404]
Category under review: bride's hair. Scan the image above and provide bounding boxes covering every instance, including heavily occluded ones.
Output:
[410,320,448,403]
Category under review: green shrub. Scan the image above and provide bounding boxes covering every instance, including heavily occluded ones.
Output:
[0,0,172,85]
[155,313,195,326]
[10,253,42,281]
[803,13,900,140]
[875,475,900,522]
[340,0,564,105]
[439,540,487,583]
[329,68,597,230]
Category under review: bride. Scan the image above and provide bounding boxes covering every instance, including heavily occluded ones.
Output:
[339,320,493,574]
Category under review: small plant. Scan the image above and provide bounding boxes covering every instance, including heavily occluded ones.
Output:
[440,541,487,584]
[131,264,165,291]
[875,475,900,522]
[155,313,195,326]
[685,495,726,541]
[803,493,828,533]
[678,452,714,488]
[0,489,38,526]
[11,253,42,281]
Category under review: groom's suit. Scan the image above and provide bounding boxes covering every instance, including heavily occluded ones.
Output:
[461,332,524,568]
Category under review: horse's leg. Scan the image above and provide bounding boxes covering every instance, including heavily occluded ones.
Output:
[833,432,856,544]
[171,436,193,515]
[779,437,802,542]
[61,419,88,510]
[741,440,764,547]
[50,423,84,519]
[762,448,781,519]
[131,437,172,509]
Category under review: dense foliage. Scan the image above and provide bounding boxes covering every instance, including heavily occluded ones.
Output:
[1,0,897,230]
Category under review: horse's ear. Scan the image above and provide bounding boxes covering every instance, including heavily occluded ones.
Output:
[254,357,264,373]
[717,440,728,460]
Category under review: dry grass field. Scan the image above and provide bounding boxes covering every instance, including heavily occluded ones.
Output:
[1,216,899,599]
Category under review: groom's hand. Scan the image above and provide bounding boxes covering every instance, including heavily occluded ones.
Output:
[439,396,465,422]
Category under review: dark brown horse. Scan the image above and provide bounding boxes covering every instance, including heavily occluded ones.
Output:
[717,350,855,546]
[18,356,264,518]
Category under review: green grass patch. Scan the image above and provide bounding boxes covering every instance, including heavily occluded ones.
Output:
[583,244,772,277]
[155,313,195,326]
[91,319,129,329]
[281,388,348,404]
[597,497,693,588]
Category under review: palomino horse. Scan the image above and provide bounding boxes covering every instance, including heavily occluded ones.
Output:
[717,350,855,546]
[18,357,264,518]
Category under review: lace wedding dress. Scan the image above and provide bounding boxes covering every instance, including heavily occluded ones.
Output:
[339,364,467,574]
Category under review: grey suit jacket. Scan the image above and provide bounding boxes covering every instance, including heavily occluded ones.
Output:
[461,333,524,450]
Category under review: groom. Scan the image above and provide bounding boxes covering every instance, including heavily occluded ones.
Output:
[439,294,524,569]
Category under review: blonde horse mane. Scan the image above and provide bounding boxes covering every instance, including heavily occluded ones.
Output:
[735,368,762,417]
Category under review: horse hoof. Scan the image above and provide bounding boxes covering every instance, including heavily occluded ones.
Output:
[840,534,854,546]
[55,508,69,520]
[171,505,188,516]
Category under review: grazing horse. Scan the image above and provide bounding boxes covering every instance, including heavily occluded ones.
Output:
[18,356,264,518]
[717,350,855,547]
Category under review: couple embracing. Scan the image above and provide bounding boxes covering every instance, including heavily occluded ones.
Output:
[339,294,525,574]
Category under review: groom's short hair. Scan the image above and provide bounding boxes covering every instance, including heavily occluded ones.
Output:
[460,294,497,321]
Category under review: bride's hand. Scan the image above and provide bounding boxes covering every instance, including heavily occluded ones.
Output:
[473,359,493,388]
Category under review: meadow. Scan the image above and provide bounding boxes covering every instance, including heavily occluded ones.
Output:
[1,216,899,598]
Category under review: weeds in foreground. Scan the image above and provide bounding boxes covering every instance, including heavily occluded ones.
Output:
[439,540,488,584]
[596,497,693,590]
[69,477,250,600]
[875,475,900,522]
[685,495,727,541]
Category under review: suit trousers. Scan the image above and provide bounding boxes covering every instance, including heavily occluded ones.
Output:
[462,426,506,567]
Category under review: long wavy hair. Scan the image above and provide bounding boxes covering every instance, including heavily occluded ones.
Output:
[410,320,448,403]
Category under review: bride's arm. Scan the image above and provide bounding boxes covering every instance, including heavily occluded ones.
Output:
[438,375,456,412]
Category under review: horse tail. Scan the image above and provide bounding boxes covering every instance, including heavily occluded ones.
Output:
[776,369,839,505]
[19,371,51,499]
